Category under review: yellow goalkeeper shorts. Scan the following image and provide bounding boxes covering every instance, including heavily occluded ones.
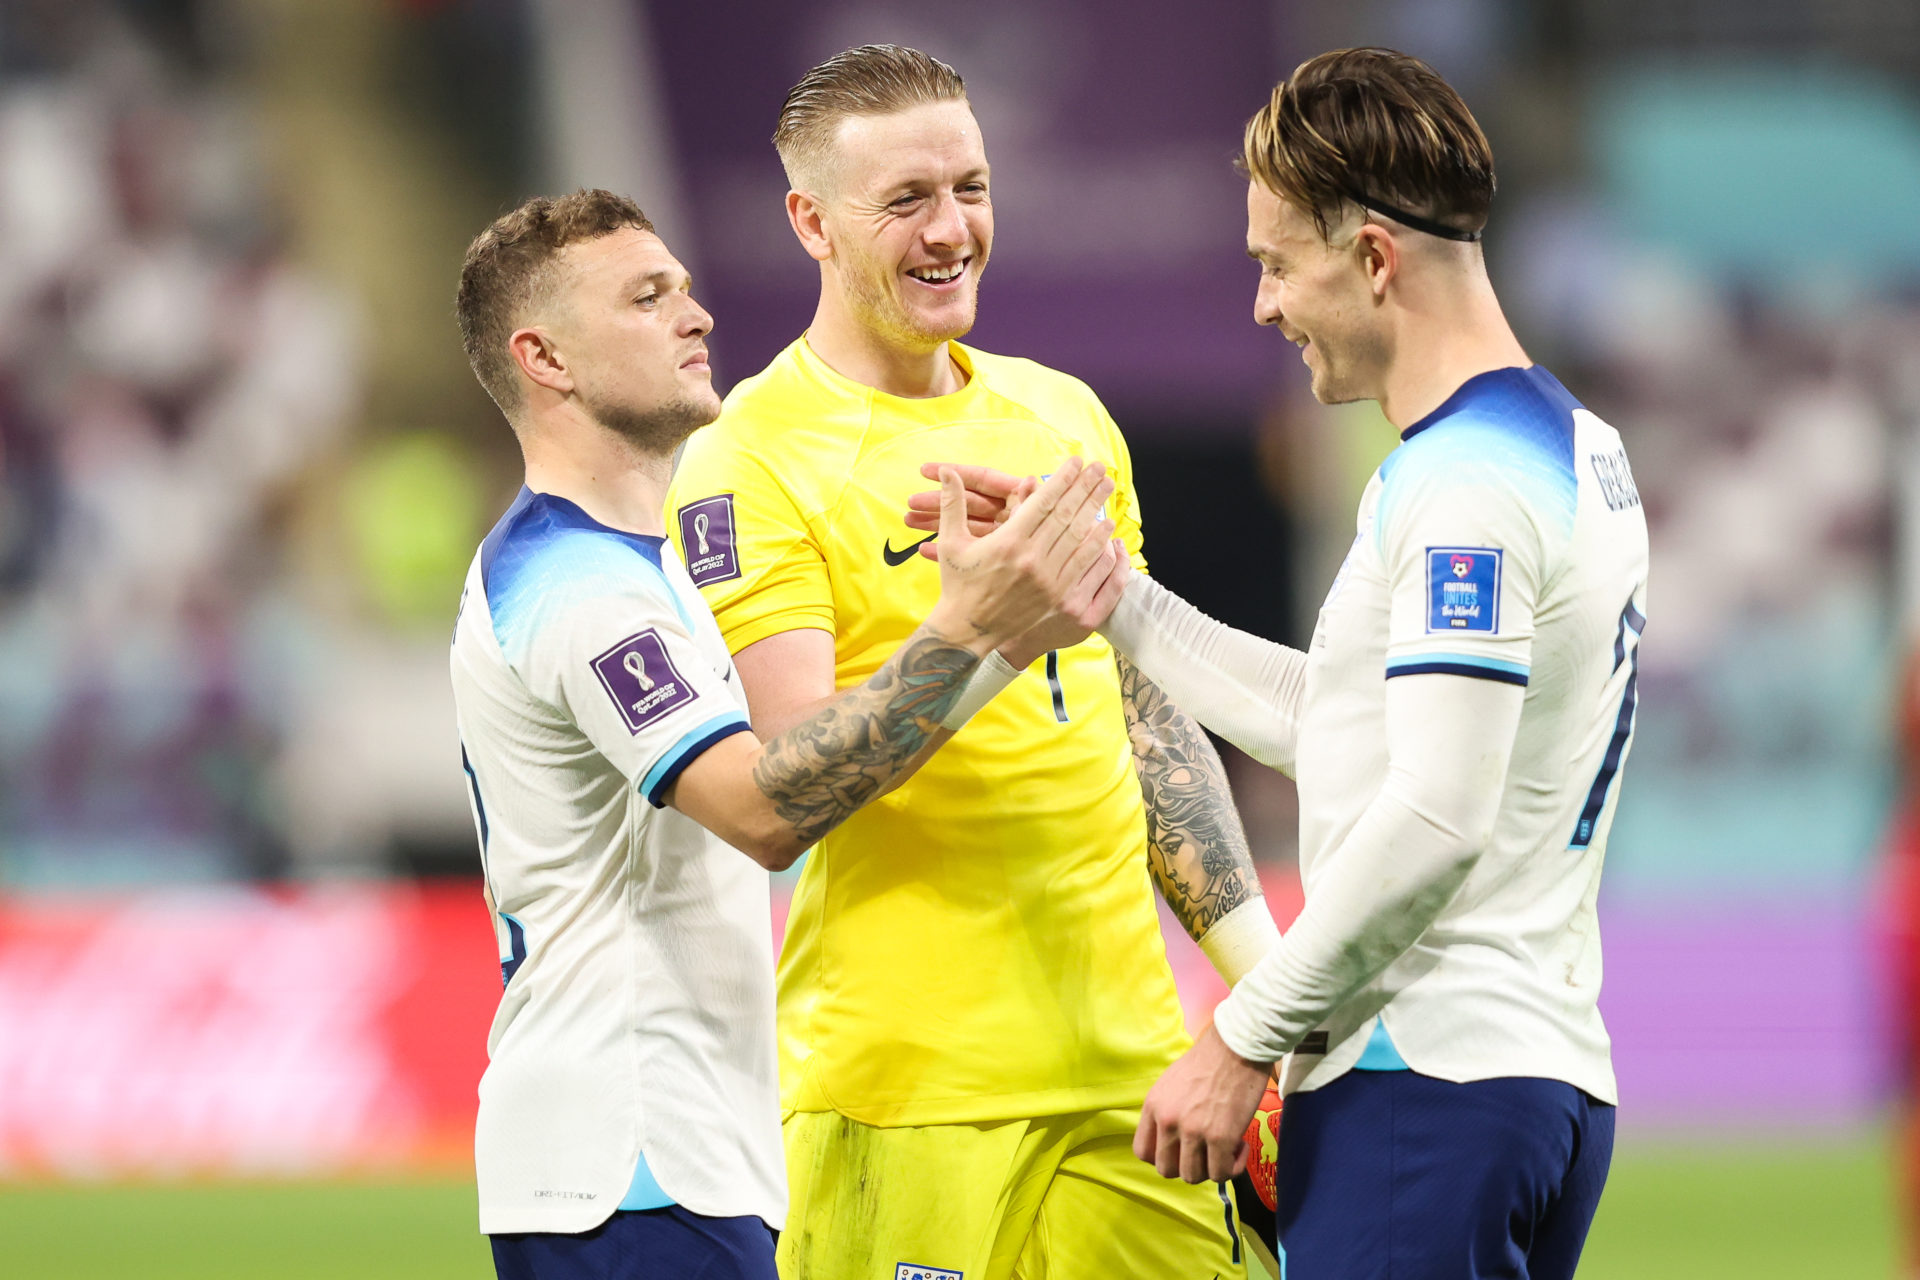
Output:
[777,1106,1250,1280]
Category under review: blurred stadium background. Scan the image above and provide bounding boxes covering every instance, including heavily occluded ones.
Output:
[0,0,1915,1275]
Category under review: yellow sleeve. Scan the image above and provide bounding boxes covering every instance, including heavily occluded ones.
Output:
[1090,399,1150,576]
[667,434,835,652]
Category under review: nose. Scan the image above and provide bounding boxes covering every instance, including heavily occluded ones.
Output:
[682,292,714,338]
[1253,277,1284,329]
[923,192,968,250]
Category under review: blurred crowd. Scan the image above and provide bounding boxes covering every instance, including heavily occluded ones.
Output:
[0,6,360,886]
[0,0,1914,909]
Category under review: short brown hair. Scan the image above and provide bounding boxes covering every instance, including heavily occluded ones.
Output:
[1241,48,1495,243]
[773,44,967,189]
[456,189,654,416]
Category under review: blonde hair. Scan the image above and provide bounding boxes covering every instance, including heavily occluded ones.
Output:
[773,44,967,190]
[455,189,654,416]
[1241,47,1495,243]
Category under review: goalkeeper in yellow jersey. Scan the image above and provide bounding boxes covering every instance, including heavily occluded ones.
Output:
[666,43,1276,1280]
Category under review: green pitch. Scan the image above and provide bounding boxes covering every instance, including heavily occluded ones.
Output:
[0,1137,1896,1279]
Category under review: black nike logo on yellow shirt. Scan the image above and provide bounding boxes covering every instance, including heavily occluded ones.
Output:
[882,534,936,566]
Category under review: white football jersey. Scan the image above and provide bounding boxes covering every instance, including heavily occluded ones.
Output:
[450,487,784,1235]
[1284,365,1647,1103]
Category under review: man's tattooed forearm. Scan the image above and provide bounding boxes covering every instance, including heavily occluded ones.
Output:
[751,630,978,846]
[1117,652,1261,941]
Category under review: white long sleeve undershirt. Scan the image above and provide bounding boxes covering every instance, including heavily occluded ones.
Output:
[1099,573,1308,773]
[1212,670,1524,1062]
[1099,571,1528,1065]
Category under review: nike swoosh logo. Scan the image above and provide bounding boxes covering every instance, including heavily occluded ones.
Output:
[882,534,936,567]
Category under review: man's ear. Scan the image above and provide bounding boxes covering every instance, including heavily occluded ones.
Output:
[1354,223,1399,299]
[508,326,573,397]
[787,189,833,264]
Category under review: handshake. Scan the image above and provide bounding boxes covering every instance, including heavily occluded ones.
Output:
[916,457,1133,666]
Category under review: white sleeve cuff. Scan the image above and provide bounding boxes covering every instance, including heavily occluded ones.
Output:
[1198,897,1282,988]
[940,651,1023,729]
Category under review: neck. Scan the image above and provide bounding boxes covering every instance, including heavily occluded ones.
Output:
[1374,266,1530,432]
[806,276,966,399]
[519,401,674,536]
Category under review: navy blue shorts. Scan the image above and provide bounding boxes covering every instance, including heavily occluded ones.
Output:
[490,1206,777,1280]
[1272,1070,1614,1280]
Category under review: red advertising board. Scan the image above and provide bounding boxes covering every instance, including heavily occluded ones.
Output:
[0,872,1303,1179]
[0,885,497,1178]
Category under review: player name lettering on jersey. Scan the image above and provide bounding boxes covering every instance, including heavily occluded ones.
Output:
[1588,448,1641,512]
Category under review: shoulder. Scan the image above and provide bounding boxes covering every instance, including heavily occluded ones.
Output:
[1378,366,1581,534]
[673,341,865,508]
[965,344,1112,419]
[482,491,674,656]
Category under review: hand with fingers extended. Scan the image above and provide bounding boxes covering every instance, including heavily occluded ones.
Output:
[905,461,1025,541]
[911,460,1133,666]
[925,456,1125,657]
[1132,1021,1274,1186]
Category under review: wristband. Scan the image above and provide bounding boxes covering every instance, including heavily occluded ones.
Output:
[1199,897,1282,987]
[940,651,1023,729]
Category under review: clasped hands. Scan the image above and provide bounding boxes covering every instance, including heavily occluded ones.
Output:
[908,461,1132,667]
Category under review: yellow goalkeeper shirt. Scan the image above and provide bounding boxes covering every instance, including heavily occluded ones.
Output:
[666,337,1190,1127]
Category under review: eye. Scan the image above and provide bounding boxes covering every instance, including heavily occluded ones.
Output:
[635,292,659,308]
[890,193,920,210]
[959,182,987,196]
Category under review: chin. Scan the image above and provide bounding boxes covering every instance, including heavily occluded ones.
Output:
[907,299,977,346]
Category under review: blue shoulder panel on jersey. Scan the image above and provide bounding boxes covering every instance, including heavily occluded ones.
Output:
[1376,366,1581,546]
[480,487,688,664]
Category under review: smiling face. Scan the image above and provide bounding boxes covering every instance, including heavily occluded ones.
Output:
[1246,181,1389,406]
[816,100,992,354]
[541,227,720,450]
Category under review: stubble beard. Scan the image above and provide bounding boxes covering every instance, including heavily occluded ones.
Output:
[844,252,977,354]
[586,386,721,458]
[1305,325,1387,407]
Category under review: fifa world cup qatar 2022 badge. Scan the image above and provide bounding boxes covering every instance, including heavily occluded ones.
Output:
[677,494,742,588]
[591,629,696,732]
[1426,546,1503,633]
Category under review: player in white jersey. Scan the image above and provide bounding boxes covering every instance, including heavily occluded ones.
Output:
[447,189,1125,1280]
[918,48,1646,1280]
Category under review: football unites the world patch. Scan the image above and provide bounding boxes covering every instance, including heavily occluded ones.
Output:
[677,494,742,587]
[895,1266,963,1280]
[590,629,696,732]
[1426,546,1502,633]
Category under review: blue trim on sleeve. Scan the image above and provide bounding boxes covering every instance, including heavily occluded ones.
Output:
[1385,653,1530,686]
[617,1151,677,1211]
[641,714,754,807]
[1352,1017,1411,1071]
